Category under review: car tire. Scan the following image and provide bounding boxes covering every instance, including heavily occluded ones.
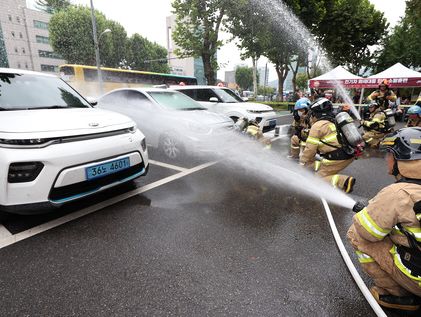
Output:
[230,116,239,123]
[159,133,185,160]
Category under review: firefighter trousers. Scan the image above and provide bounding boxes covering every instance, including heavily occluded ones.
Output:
[363,131,386,148]
[315,158,353,191]
[348,226,421,297]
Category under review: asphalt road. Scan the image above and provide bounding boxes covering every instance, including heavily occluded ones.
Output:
[0,116,410,316]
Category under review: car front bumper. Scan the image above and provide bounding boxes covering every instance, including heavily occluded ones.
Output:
[0,130,149,213]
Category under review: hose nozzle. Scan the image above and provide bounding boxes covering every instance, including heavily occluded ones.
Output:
[352,201,365,213]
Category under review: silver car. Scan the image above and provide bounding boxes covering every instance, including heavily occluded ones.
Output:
[98,88,234,160]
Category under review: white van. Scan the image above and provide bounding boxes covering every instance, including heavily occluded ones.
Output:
[0,69,149,214]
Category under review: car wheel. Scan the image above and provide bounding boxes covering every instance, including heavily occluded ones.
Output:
[159,133,185,160]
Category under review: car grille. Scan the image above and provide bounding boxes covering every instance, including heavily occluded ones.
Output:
[49,162,145,203]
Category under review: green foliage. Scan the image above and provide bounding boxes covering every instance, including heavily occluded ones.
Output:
[235,66,255,90]
[35,0,70,14]
[257,85,275,95]
[317,0,388,74]
[172,0,228,85]
[375,0,421,70]
[296,73,308,91]
[126,34,170,73]
[49,6,169,72]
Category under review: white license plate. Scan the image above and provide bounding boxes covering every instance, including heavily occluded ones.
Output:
[85,157,130,180]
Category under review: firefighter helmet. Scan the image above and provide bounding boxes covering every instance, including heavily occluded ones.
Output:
[379,79,389,89]
[310,98,333,118]
[381,127,421,161]
[294,98,310,111]
[407,105,421,115]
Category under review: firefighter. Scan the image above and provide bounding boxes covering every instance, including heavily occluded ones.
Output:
[406,105,421,127]
[361,101,389,148]
[288,98,311,159]
[348,127,421,311]
[367,79,397,109]
[300,98,356,193]
[244,119,272,149]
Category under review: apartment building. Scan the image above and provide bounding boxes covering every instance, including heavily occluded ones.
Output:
[0,0,66,72]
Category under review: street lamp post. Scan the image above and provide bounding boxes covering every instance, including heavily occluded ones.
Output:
[89,0,111,94]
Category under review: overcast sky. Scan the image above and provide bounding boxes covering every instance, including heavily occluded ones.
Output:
[27,0,406,80]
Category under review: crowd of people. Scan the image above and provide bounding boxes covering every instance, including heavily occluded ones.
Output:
[287,79,421,312]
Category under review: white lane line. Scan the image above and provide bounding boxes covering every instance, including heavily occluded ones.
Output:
[321,198,387,317]
[149,159,188,172]
[0,224,12,240]
[0,161,217,250]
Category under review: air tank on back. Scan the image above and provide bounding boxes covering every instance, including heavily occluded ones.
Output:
[384,108,396,128]
[335,112,363,146]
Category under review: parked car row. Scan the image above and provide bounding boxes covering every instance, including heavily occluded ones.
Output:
[0,69,279,214]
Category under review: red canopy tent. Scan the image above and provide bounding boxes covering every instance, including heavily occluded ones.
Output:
[309,66,362,89]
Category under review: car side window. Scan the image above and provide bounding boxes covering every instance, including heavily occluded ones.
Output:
[179,89,197,100]
[100,90,127,105]
[196,89,218,102]
[126,90,153,110]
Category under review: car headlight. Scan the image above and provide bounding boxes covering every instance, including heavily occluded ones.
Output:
[8,162,44,183]
[247,110,263,114]
[0,138,55,148]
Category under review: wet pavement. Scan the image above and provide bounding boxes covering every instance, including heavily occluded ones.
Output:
[0,118,410,316]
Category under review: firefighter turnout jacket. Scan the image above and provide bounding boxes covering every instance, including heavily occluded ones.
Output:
[348,160,421,297]
[368,89,397,108]
[300,119,354,191]
[290,114,310,158]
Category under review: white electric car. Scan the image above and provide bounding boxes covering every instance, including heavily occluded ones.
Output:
[172,85,279,132]
[0,69,149,214]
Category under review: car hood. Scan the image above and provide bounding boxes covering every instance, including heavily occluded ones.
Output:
[242,102,274,111]
[0,108,134,139]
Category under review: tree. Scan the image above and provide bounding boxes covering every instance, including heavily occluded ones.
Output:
[295,73,308,91]
[317,0,388,74]
[257,85,275,96]
[375,0,421,71]
[49,6,110,66]
[126,34,170,73]
[172,0,228,85]
[235,66,255,90]
[35,0,70,14]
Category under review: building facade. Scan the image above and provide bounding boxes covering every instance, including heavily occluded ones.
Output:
[0,0,66,72]
[166,15,206,84]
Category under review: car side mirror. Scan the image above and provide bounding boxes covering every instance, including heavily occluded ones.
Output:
[209,97,219,103]
[87,97,98,107]
[242,97,249,102]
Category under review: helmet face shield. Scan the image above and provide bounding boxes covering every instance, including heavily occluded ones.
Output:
[380,128,421,160]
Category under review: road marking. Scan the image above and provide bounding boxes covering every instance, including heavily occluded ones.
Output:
[149,159,188,172]
[0,224,12,240]
[0,161,217,250]
[321,198,386,317]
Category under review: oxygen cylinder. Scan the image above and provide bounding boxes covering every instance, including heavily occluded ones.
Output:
[335,112,363,146]
[384,109,396,127]
[234,117,248,132]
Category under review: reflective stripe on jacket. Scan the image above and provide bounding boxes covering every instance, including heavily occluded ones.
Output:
[350,182,421,283]
[300,119,340,165]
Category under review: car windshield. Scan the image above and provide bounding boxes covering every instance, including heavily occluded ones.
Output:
[0,73,91,110]
[148,91,206,110]
[213,88,244,103]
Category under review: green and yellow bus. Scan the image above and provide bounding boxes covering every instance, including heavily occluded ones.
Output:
[59,64,197,96]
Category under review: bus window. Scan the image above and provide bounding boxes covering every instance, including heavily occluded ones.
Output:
[59,66,75,81]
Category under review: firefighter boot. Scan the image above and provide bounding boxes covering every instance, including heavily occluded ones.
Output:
[370,287,421,311]
[343,176,356,193]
